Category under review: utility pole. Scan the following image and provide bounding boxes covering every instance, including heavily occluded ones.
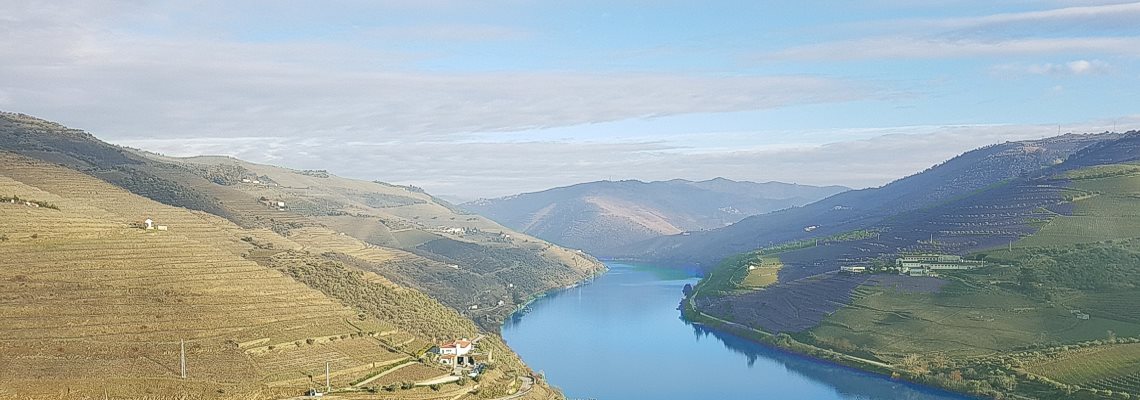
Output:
[325,361,330,393]
[180,339,186,379]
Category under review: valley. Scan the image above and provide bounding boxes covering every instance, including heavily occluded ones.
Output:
[464,178,846,255]
[5,2,1138,399]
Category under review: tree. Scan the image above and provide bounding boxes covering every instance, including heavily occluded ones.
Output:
[900,354,929,375]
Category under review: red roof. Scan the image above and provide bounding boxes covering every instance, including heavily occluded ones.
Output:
[440,339,472,348]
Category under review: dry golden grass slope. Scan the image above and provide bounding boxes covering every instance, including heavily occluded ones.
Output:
[0,152,556,400]
[1,111,602,332]
[137,153,604,329]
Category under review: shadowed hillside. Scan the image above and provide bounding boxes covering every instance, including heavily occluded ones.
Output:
[684,132,1140,400]
[464,178,847,254]
[0,112,603,332]
[618,133,1119,268]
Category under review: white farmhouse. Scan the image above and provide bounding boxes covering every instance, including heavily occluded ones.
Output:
[439,339,473,356]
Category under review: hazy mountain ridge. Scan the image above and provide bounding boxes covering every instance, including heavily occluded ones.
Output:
[617,133,1121,267]
[464,178,848,254]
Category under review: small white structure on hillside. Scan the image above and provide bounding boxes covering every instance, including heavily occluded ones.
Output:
[435,338,476,366]
[144,219,154,230]
[840,266,866,273]
[439,339,473,356]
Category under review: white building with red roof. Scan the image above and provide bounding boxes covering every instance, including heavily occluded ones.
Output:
[439,338,473,356]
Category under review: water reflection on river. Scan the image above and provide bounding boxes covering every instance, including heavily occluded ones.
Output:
[502,263,969,400]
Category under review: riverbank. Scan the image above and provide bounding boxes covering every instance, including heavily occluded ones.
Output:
[506,264,608,322]
[504,263,970,400]
[679,293,986,399]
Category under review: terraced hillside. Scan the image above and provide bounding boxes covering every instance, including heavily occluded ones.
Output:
[686,133,1140,399]
[145,154,605,329]
[0,112,604,331]
[0,116,564,399]
[619,133,1118,267]
[464,178,847,254]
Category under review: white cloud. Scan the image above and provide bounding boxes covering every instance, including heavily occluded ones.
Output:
[0,2,873,142]
[115,117,1140,198]
[993,59,1112,76]
[765,37,1140,61]
[925,2,1140,30]
[767,2,1140,62]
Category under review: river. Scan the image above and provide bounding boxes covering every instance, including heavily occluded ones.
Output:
[502,263,970,400]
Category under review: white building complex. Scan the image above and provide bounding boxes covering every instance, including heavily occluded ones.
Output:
[896,254,985,276]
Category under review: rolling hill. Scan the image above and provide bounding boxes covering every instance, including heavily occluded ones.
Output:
[463,178,847,254]
[683,131,1140,399]
[618,133,1119,267]
[0,112,571,399]
[1,112,603,332]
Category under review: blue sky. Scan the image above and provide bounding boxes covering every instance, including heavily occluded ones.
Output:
[2,1,1138,198]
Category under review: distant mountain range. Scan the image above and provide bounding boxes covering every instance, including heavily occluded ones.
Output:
[463,178,848,254]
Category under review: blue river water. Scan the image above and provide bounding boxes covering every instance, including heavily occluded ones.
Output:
[502,263,970,400]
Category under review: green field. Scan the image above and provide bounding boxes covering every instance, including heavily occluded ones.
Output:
[1029,343,1140,384]
[813,277,1140,358]
[1017,165,1140,248]
[801,162,1140,399]
[741,256,783,288]
[1027,342,1140,395]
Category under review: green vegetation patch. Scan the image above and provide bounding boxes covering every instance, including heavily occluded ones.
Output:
[0,195,59,210]
[1028,343,1140,389]
[272,251,478,340]
[762,229,880,254]
[694,252,759,296]
[741,257,782,288]
[1019,165,1140,248]
[695,229,881,297]
[1064,163,1140,181]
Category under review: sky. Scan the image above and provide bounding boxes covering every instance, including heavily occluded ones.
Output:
[3,1,1139,200]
